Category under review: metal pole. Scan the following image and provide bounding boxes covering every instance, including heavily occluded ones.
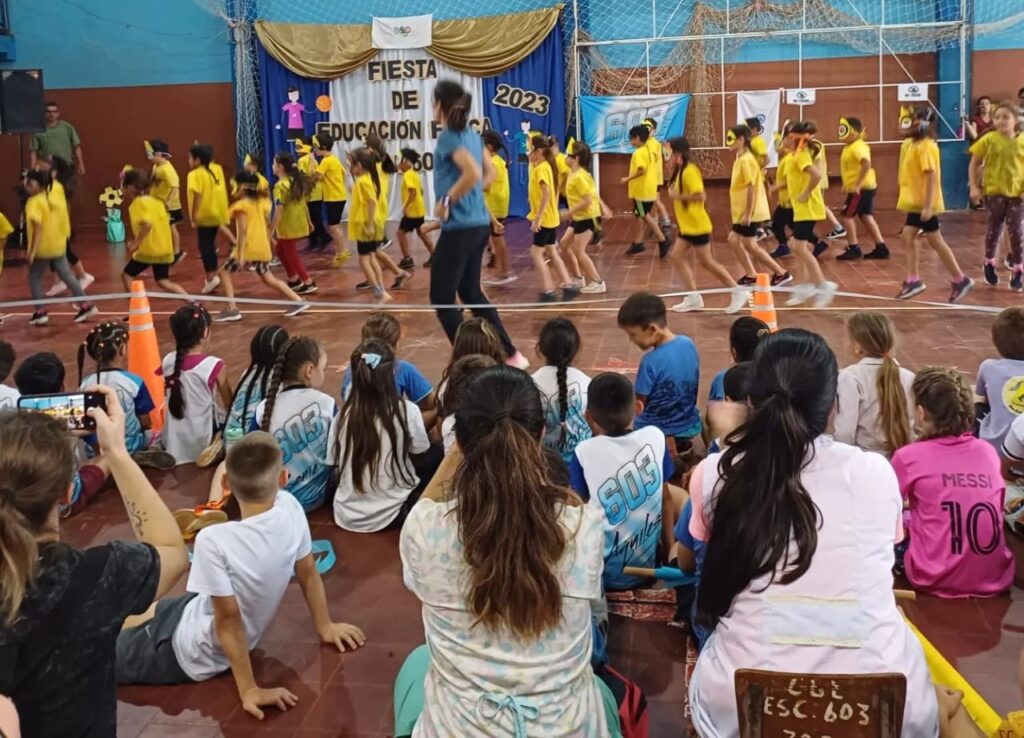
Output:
[798,31,804,107]
[573,0,582,141]
[652,0,657,39]
[720,36,727,144]
[646,41,651,95]
[877,26,884,143]
[959,0,969,135]
[726,0,730,36]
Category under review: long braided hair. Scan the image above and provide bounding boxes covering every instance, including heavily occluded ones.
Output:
[228,325,289,432]
[260,336,324,432]
[166,305,211,420]
[537,318,582,445]
[77,321,129,386]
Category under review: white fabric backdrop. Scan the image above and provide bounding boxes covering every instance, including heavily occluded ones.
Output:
[737,89,781,168]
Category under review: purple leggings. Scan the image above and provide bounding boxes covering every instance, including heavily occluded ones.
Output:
[984,195,1024,264]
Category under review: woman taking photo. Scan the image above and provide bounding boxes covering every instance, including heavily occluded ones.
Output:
[687,329,939,738]
[429,80,527,369]
[0,386,188,738]
[395,366,619,737]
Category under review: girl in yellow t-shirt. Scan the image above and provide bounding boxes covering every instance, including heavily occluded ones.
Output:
[213,172,309,323]
[726,125,791,288]
[270,152,317,295]
[396,148,436,268]
[562,142,605,294]
[313,134,352,264]
[120,169,188,298]
[24,170,96,326]
[482,130,515,285]
[240,153,272,219]
[528,135,575,303]
[968,101,1024,290]
[665,137,749,315]
[40,156,96,299]
[348,148,392,303]
[896,108,973,303]
[834,117,889,261]
[146,139,185,260]
[296,137,329,249]
[361,133,412,288]
[779,122,837,308]
[187,143,234,292]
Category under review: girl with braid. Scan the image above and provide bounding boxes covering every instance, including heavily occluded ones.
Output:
[159,305,233,465]
[78,321,174,469]
[254,336,335,511]
[532,318,592,465]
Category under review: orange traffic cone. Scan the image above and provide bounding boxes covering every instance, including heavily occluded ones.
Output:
[751,273,779,332]
[128,280,165,431]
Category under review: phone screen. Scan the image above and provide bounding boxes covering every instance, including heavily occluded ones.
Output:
[18,392,105,431]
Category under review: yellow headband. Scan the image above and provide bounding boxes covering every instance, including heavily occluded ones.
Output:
[144,140,154,158]
[773,119,790,152]
[725,129,738,146]
[899,105,914,131]
[642,117,655,130]
[244,154,253,167]
[566,137,576,155]
[294,139,312,155]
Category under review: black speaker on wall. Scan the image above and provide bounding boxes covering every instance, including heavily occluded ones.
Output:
[0,69,45,134]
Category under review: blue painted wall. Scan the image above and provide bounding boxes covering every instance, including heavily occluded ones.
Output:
[0,0,232,89]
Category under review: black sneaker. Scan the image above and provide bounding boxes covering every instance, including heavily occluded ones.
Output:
[173,252,186,265]
[391,272,411,290]
[1005,256,1015,271]
[28,310,49,326]
[812,240,829,258]
[287,278,302,290]
[770,243,791,258]
[755,227,769,241]
[658,238,672,258]
[74,305,98,323]
[984,262,998,286]
[836,245,863,262]
[592,229,604,245]
[625,243,646,256]
[1012,270,1023,293]
[826,225,847,239]
[895,279,926,300]
[949,276,974,304]
[296,282,319,295]
[355,281,371,290]
[538,291,557,303]
[770,272,793,287]
[398,256,415,270]
[864,244,890,260]
[562,286,581,302]
[737,275,757,286]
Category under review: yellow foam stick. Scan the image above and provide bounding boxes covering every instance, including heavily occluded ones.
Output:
[904,618,1002,737]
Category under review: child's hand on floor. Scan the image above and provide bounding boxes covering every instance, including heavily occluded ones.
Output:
[319,622,366,652]
[241,686,299,720]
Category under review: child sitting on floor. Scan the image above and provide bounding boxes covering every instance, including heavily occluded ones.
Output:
[116,432,365,720]
[533,317,592,464]
[438,318,507,407]
[0,340,19,409]
[439,354,498,453]
[329,340,433,532]
[976,306,1024,450]
[708,316,768,402]
[892,367,1013,597]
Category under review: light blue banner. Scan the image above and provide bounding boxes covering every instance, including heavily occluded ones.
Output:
[580,94,691,154]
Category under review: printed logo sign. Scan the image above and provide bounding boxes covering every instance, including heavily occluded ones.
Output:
[898,83,929,102]
[786,88,816,105]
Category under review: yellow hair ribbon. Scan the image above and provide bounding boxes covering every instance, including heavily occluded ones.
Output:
[725,129,738,146]
[144,140,154,158]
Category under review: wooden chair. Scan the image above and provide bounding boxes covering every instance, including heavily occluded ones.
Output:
[735,670,907,738]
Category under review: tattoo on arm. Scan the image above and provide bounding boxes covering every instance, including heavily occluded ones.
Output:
[123,497,148,537]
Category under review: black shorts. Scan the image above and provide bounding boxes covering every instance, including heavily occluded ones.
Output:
[633,200,655,217]
[732,223,758,238]
[491,218,506,238]
[792,220,820,242]
[224,258,270,274]
[286,127,305,140]
[399,216,425,233]
[843,189,876,217]
[558,196,569,210]
[681,233,711,246]
[123,259,171,280]
[168,209,184,225]
[357,240,381,255]
[532,227,557,247]
[325,201,346,226]
[905,212,940,233]
[570,218,597,234]
[115,594,196,685]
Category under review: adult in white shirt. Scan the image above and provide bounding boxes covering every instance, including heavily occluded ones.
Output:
[688,329,939,738]
[396,366,621,737]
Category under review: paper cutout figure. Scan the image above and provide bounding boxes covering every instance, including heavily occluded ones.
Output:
[99,184,125,243]
[503,120,540,185]
[276,87,316,141]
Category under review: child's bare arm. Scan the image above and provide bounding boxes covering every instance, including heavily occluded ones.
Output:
[294,553,366,652]
[215,370,234,411]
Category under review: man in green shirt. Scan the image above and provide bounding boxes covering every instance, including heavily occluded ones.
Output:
[29,101,86,175]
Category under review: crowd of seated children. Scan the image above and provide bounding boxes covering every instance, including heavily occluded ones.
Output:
[976,305,1024,450]
[533,317,592,465]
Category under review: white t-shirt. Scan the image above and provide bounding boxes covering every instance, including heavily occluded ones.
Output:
[688,437,938,738]
[328,399,430,532]
[441,415,457,454]
[400,498,609,737]
[160,352,224,465]
[0,384,20,410]
[172,491,312,681]
[834,357,915,454]
[531,365,592,463]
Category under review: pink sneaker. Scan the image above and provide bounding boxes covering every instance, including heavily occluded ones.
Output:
[506,351,530,371]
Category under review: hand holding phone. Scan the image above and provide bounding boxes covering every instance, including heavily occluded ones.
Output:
[18,391,106,432]
[86,385,129,457]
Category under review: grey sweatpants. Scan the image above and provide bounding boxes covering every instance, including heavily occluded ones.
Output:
[29,256,86,309]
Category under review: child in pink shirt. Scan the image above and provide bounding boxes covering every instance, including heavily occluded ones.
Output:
[892,367,1013,598]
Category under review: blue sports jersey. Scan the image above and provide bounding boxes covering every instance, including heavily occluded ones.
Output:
[341,359,432,404]
[635,335,701,437]
[80,369,155,454]
[674,499,709,648]
[225,371,267,447]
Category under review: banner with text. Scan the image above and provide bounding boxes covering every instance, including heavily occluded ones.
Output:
[579,94,691,154]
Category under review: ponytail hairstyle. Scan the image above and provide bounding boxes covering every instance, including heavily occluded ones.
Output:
[121,168,152,196]
[570,141,593,170]
[77,321,128,386]
[361,312,401,348]
[434,79,472,132]
[911,106,937,140]
[349,147,381,196]
[261,336,324,432]
[697,329,836,630]
[227,325,289,431]
[365,132,397,174]
[912,367,974,440]
[273,152,314,202]
[729,316,770,362]
[0,411,75,625]
[788,120,822,158]
[25,169,51,193]
[530,135,559,186]
[244,153,264,172]
[233,171,262,202]
[537,317,582,444]
[189,143,219,183]
[726,124,753,152]
[481,129,509,160]
[49,155,77,197]
[334,339,415,493]
[439,354,499,419]
[846,312,912,453]
[166,305,212,420]
[453,366,578,638]
[441,318,506,391]
[668,136,693,191]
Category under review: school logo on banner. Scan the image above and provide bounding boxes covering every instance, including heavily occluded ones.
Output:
[579,94,691,154]
[371,14,433,50]
[898,82,929,102]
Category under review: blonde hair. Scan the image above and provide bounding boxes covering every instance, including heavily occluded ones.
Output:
[847,312,912,453]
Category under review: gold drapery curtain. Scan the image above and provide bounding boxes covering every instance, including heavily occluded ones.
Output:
[255,5,562,80]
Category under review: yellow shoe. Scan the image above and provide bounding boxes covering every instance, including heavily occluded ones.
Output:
[332,250,352,267]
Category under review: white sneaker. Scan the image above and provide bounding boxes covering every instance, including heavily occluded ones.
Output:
[214,308,242,322]
[572,277,586,289]
[46,281,68,297]
[580,280,607,294]
[827,226,848,239]
[814,281,838,308]
[79,273,95,291]
[202,276,221,294]
[785,283,816,306]
[483,274,519,286]
[726,288,750,314]
[670,294,705,313]
[284,303,310,317]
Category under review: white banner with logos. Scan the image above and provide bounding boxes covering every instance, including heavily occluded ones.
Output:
[372,15,433,50]
[898,82,930,102]
[737,89,781,167]
[786,88,816,106]
[319,49,484,220]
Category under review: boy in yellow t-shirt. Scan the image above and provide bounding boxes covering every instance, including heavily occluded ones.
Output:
[296,137,330,249]
[834,116,889,262]
[146,139,184,260]
[528,135,575,303]
[481,130,514,284]
[643,118,673,233]
[622,125,670,258]
[313,134,351,264]
[347,148,392,303]
[120,169,188,298]
[396,148,436,269]
[895,107,972,303]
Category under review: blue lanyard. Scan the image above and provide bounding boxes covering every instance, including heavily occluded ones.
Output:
[477,694,540,738]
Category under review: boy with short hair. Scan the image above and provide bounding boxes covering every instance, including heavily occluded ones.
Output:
[569,372,676,590]
[617,292,701,457]
[0,340,19,409]
[976,306,1024,450]
[396,149,436,270]
[116,432,365,720]
[621,125,670,258]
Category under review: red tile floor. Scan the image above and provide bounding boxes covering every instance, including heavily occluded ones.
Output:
[2,207,1023,736]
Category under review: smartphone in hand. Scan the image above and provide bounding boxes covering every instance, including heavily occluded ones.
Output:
[18,391,107,432]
